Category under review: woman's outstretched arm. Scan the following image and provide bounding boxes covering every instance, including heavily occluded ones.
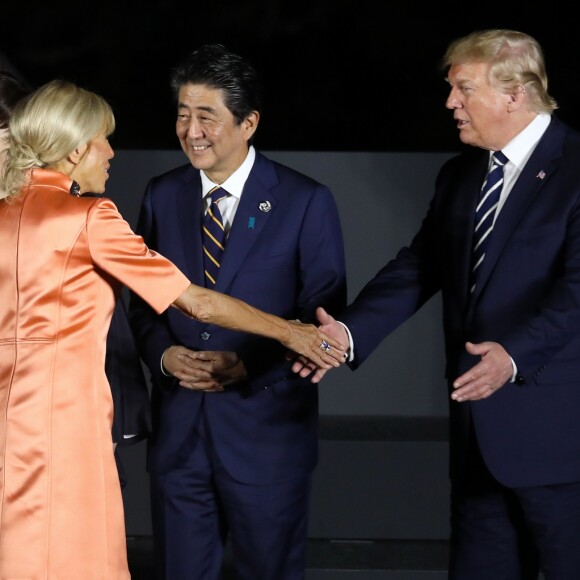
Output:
[172,284,346,369]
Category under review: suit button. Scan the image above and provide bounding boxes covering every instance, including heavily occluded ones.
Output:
[200,332,211,341]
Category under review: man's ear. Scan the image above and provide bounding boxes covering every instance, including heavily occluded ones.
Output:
[68,143,88,165]
[507,85,526,112]
[242,111,260,142]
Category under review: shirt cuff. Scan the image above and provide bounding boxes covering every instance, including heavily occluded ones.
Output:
[509,356,517,382]
[338,321,354,362]
[160,349,172,377]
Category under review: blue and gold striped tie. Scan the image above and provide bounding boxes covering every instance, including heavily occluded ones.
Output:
[202,186,227,286]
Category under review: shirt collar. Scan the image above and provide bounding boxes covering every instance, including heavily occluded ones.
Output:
[500,113,551,171]
[200,146,256,200]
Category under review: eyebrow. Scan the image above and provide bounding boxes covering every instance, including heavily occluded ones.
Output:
[177,103,217,115]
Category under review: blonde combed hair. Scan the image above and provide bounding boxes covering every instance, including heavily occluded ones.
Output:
[443,29,558,115]
[1,79,115,200]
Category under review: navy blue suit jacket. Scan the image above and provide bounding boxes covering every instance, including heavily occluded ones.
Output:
[341,116,580,488]
[128,151,347,484]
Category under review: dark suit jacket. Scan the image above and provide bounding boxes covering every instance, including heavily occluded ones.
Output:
[128,151,347,484]
[341,116,580,488]
[107,298,151,448]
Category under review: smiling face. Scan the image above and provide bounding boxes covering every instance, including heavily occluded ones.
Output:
[175,83,258,184]
[69,132,114,194]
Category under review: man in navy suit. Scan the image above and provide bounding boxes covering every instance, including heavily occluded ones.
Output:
[128,44,346,579]
[295,29,580,579]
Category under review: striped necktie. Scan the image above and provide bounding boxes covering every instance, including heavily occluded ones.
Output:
[202,186,227,286]
[470,150,508,293]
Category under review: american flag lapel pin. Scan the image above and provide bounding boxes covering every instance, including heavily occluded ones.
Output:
[537,170,546,180]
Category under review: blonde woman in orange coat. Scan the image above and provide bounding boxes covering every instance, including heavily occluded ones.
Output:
[0,80,344,579]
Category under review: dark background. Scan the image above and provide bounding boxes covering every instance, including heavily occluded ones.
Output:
[2,2,576,152]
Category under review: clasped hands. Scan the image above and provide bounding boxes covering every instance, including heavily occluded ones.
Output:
[163,346,247,392]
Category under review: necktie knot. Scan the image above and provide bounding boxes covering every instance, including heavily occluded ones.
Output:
[492,150,508,167]
[207,185,228,207]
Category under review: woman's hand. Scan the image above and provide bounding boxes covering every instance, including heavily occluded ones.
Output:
[284,319,347,368]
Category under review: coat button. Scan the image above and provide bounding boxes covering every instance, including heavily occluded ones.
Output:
[200,331,211,341]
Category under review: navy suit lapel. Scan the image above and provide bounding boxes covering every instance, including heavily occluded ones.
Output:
[175,172,205,284]
[215,155,279,292]
[470,118,563,305]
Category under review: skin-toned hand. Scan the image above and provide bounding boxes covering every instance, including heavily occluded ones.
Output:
[290,307,349,383]
[163,346,246,392]
[451,341,513,402]
[285,318,347,368]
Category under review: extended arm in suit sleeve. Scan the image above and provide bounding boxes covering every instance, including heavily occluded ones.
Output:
[340,198,441,369]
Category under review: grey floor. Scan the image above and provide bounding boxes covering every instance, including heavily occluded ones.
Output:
[126,536,449,579]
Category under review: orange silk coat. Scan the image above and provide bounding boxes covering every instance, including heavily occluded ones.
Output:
[0,169,189,579]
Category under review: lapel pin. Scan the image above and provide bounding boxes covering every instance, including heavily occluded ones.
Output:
[248,217,255,230]
[537,170,546,180]
[259,201,272,213]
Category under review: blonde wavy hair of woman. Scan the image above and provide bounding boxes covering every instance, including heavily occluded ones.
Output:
[1,79,115,201]
[443,29,558,116]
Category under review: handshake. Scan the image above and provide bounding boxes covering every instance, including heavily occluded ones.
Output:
[290,306,349,383]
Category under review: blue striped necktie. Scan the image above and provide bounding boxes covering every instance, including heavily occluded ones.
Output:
[202,186,228,286]
[470,150,508,293]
